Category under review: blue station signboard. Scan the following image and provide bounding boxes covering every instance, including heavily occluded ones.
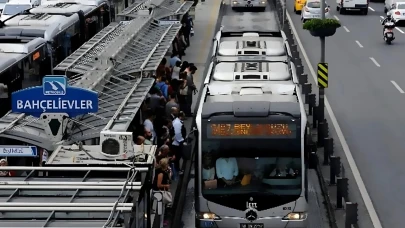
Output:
[11,76,98,117]
[0,146,38,157]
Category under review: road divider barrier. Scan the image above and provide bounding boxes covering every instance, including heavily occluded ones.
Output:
[269,0,360,227]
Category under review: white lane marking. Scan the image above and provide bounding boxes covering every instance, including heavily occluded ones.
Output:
[355,40,363,48]
[343,26,350,32]
[368,6,375,11]
[395,27,405,33]
[380,16,384,19]
[391,81,405,93]
[370,57,381,67]
[333,15,340,20]
[286,10,384,228]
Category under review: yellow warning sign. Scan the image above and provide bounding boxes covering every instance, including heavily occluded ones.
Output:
[317,63,328,88]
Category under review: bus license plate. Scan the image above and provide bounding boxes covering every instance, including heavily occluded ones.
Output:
[240,224,264,228]
[246,4,253,6]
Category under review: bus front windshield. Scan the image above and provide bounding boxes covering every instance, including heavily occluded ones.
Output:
[200,120,303,210]
[202,142,302,195]
[3,4,31,15]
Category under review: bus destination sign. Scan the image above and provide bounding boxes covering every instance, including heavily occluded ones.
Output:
[207,123,297,139]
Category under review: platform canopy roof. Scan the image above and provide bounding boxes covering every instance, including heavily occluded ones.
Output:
[117,0,152,18]
[117,0,193,20]
[0,16,181,151]
[0,161,154,227]
[152,0,194,20]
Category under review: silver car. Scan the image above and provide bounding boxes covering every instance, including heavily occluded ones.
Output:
[231,0,267,11]
[301,0,330,22]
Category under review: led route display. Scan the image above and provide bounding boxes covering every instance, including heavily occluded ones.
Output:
[207,123,297,139]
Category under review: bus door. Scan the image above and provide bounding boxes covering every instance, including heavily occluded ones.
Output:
[70,32,81,54]
[0,65,22,117]
[34,47,52,78]
[86,17,98,41]
[23,47,51,87]
[101,4,111,28]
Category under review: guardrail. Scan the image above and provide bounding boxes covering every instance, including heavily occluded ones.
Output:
[270,0,359,227]
[325,138,359,228]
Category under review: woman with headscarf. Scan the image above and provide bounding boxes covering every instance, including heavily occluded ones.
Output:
[0,159,15,177]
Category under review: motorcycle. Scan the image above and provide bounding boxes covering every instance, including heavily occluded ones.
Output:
[381,20,395,44]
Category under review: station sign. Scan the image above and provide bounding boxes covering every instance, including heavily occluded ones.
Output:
[11,75,98,118]
[0,146,38,157]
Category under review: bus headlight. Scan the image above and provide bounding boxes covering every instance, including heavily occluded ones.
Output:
[196,212,221,220]
[282,212,307,220]
[232,1,239,4]
[260,1,266,3]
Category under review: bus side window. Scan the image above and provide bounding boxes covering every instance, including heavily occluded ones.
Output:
[102,5,111,28]
[70,33,80,53]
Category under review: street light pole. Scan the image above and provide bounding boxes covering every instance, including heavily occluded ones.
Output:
[318,0,326,145]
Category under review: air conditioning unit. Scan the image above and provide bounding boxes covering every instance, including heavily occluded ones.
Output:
[100,131,133,157]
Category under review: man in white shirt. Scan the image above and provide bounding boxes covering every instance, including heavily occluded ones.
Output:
[143,109,156,144]
[216,157,239,187]
[171,113,185,176]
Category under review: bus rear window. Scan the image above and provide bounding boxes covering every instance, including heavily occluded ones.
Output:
[3,4,31,15]
[307,2,321,8]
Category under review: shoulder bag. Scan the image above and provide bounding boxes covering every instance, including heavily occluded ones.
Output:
[161,190,173,204]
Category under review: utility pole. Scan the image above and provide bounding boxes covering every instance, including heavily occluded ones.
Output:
[318,0,326,146]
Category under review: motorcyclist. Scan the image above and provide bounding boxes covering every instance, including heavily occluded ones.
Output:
[381,12,396,38]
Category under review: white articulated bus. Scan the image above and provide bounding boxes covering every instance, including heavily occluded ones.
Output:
[194,17,310,228]
[195,58,310,228]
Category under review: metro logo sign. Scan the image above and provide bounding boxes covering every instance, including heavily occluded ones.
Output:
[11,75,98,118]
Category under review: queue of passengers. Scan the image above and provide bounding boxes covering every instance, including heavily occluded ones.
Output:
[132,55,197,228]
[132,21,198,218]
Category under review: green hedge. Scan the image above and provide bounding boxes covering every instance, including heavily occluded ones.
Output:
[303,18,341,31]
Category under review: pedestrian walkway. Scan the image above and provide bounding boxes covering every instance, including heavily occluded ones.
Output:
[162,0,222,227]
[183,0,222,112]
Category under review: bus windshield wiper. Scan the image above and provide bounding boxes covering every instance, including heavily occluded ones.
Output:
[269,112,295,117]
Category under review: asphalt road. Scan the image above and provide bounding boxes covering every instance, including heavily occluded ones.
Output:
[286,1,405,227]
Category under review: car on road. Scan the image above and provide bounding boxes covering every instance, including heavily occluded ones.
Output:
[301,0,330,22]
[386,2,405,24]
[231,0,266,11]
[294,0,306,14]
[336,0,369,14]
[384,0,401,13]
